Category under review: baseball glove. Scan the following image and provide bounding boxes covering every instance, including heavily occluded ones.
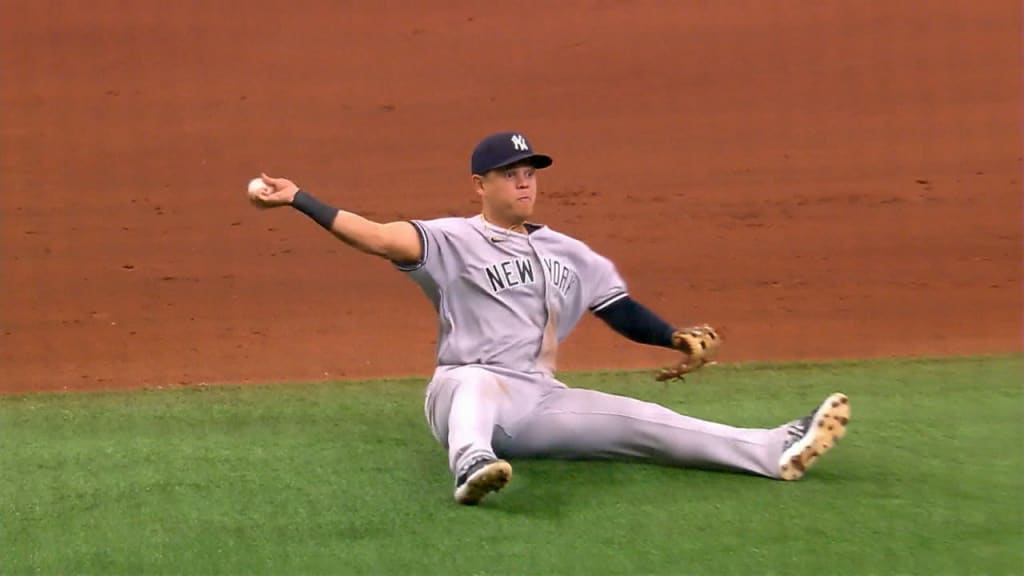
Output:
[656,325,721,381]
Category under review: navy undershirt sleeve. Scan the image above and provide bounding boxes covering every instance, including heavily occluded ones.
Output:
[593,296,676,348]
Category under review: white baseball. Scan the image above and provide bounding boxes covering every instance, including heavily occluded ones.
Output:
[247,177,268,199]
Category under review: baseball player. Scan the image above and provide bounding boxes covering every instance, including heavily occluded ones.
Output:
[247,131,851,505]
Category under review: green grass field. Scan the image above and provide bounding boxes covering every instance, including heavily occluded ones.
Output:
[2,355,1022,575]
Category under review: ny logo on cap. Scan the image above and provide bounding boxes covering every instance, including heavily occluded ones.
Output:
[510,134,529,151]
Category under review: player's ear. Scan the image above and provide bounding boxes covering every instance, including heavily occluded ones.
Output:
[471,174,486,195]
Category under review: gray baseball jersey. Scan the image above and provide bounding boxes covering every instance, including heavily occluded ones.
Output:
[397,214,792,482]
[398,214,626,375]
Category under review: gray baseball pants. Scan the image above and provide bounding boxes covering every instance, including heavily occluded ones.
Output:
[424,365,791,480]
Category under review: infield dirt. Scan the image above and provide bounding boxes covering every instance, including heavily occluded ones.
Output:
[1,1,1019,393]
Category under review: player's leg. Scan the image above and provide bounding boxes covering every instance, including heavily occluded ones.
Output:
[423,365,537,504]
[498,387,848,479]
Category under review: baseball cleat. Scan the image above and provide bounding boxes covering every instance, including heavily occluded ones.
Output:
[454,458,512,505]
[778,392,850,480]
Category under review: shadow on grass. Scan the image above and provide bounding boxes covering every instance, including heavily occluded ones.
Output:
[475,458,790,518]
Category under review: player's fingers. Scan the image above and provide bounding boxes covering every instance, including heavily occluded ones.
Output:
[260,173,281,189]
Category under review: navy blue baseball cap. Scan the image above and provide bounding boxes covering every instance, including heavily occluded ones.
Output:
[471,131,553,175]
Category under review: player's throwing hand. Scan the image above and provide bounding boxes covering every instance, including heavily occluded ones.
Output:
[248,173,299,209]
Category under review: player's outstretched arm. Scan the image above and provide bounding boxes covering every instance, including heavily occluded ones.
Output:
[247,173,421,264]
[593,296,678,349]
[594,297,721,380]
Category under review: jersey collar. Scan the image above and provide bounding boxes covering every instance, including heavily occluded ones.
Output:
[475,214,546,238]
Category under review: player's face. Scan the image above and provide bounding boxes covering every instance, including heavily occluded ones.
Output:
[475,162,538,225]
